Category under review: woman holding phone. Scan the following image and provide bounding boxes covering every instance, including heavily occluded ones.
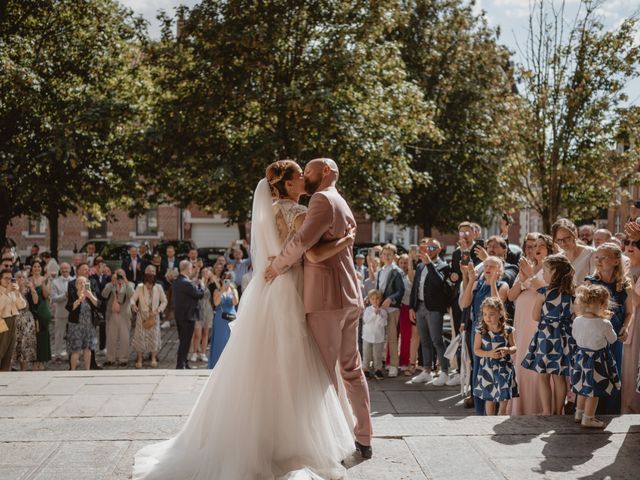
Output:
[208,271,239,369]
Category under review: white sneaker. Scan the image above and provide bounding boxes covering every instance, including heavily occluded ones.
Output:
[388,366,399,378]
[160,321,170,329]
[581,415,605,429]
[411,370,433,383]
[433,372,449,386]
[199,353,208,363]
[190,353,198,363]
[60,350,68,358]
[445,373,461,386]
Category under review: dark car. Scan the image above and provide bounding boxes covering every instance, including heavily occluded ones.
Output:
[153,240,196,260]
[78,240,111,256]
[353,242,408,258]
[100,242,136,272]
[197,247,227,267]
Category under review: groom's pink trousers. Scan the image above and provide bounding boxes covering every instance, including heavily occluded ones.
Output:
[307,306,373,445]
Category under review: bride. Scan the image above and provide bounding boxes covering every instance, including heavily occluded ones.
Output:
[133,160,356,480]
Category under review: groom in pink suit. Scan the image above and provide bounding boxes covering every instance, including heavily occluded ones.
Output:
[265,158,373,458]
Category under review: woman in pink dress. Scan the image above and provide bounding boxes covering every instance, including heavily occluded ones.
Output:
[508,234,554,415]
[622,237,640,413]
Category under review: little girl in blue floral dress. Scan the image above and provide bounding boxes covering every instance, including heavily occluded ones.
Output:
[473,297,518,415]
[571,284,621,428]
[521,253,575,415]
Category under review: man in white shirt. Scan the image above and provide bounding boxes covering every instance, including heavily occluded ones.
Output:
[51,263,72,361]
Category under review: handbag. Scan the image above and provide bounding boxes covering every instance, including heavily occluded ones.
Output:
[90,305,105,327]
[221,311,236,322]
[0,318,8,333]
[142,310,156,330]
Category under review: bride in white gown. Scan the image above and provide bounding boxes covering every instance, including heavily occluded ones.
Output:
[133,161,356,480]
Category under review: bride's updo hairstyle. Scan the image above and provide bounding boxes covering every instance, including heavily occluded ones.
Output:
[266,160,299,199]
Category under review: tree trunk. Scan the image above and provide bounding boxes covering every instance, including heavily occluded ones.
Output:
[0,214,9,250]
[48,210,59,259]
[422,220,432,238]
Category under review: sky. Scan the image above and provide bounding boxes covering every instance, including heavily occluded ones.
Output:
[119,0,640,103]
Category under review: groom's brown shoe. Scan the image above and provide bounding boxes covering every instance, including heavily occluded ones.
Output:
[355,441,372,459]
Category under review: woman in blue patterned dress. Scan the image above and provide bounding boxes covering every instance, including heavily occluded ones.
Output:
[473,297,518,415]
[522,254,575,415]
[571,284,621,428]
[584,242,633,414]
[208,272,238,369]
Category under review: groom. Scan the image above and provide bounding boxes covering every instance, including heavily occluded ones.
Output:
[265,158,373,459]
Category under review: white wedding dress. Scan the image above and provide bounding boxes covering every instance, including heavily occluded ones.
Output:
[133,179,354,480]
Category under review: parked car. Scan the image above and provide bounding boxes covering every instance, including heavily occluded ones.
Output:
[353,242,408,259]
[153,240,196,260]
[100,242,137,272]
[78,240,111,256]
[197,247,227,267]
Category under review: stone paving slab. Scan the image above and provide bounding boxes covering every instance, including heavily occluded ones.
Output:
[0,371,638,480]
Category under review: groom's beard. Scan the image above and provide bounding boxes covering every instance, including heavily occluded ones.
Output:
[305,178,321,195]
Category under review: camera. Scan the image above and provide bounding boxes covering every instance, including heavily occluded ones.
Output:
[116,273,124,281]
[461,251,471,266]
[223,279,231,287]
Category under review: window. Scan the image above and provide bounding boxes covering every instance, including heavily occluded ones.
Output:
[136,209,159,236]
[28,216,47,236]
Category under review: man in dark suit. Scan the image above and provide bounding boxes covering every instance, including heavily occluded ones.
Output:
[409,239,454,385]
[376,244,405,378]
[121,246,143,285]
[172,260,205,369]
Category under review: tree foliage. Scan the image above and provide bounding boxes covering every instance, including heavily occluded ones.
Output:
[499,0,640,232]
[0,0,150,254]
[394,0,523,235]
[142,0,438,229]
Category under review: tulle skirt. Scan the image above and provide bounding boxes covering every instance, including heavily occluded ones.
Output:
[133,265,354,480]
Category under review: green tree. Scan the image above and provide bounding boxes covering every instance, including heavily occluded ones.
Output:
[143,0,438,237]
[0,0,150,255]
[395,0,523,235]
[499,0,640,232]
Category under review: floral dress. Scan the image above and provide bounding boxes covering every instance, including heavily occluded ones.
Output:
[13,305,37,364]
[473,325,518,401]
[67,300,97,353]
[521,287,574,376]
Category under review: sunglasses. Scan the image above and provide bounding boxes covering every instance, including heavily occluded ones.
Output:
[623,240,640,248]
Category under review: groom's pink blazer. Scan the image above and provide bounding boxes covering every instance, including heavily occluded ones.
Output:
[271,186,364,313]
[272,185,372,445]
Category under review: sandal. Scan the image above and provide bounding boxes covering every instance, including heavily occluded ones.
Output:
[150,360,158,368]
[135,362,142,369]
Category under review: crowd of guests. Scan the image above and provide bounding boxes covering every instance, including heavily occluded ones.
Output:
[2,217,640,426]
[359,217,640,426]
[0,241,248,372]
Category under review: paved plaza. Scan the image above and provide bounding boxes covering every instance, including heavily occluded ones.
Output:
[0,369,638,480]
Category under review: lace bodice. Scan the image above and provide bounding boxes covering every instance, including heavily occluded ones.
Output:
[274,199,307,245]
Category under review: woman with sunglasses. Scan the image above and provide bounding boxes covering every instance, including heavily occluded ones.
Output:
[551,218,595,286]
[622,235,640,413]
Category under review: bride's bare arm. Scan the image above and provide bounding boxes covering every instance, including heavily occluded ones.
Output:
[292,214,356,263]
